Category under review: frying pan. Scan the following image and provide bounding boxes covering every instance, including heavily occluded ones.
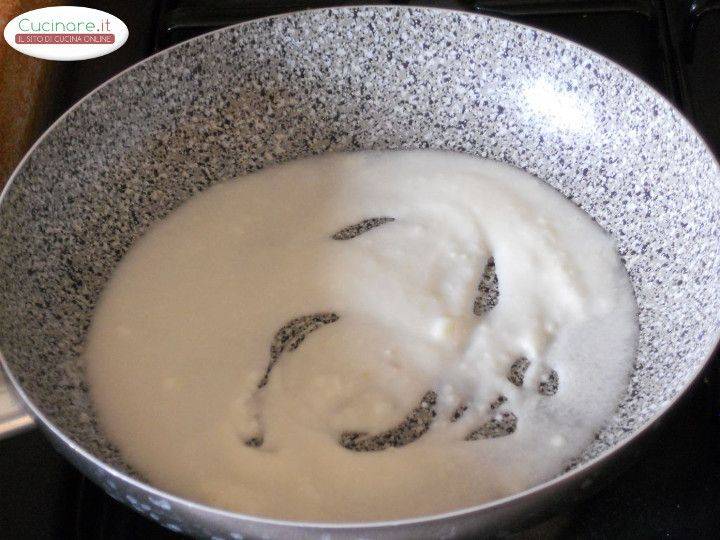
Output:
[1,6,719,539]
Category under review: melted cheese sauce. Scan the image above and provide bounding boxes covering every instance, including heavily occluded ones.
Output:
[85,151,638,521]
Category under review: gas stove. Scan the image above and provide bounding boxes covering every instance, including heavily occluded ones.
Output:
[1,1,719,538]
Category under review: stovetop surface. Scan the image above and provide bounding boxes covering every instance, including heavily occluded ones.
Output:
[1,1,719,538]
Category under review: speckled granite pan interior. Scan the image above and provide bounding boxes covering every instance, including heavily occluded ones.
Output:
[1,6,719,482]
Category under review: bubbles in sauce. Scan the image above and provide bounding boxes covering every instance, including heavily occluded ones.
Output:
[85,150,638,521]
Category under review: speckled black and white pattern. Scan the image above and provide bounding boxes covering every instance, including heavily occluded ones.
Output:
[0,6,719,537]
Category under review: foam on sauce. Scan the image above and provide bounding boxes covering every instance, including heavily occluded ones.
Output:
[85,150,638,521]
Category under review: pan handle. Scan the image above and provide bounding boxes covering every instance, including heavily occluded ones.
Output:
[0,374,36,439]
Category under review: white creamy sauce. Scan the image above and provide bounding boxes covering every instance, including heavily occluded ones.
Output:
[85,150,638,521]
